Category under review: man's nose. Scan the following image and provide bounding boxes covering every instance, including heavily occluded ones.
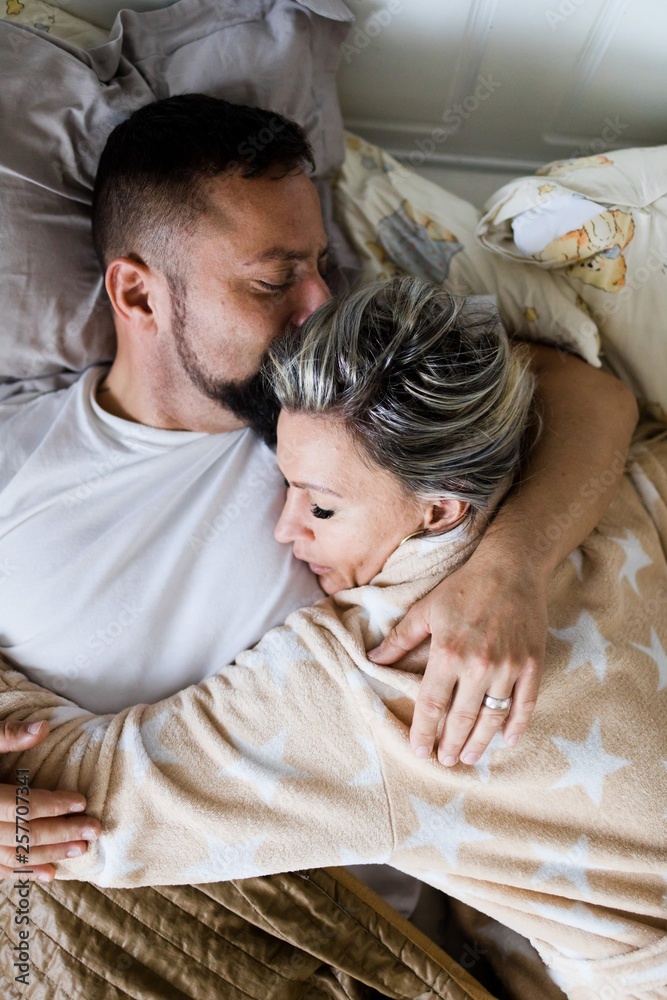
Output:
[289,272,331,328]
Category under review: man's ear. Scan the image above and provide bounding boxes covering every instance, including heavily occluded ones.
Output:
[422,498,470,534]
[105,257,162,334]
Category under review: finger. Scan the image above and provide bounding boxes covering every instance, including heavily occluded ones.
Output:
[367,603,431,664]
[0,719,49,753]
[503,663,540,747]
[0,862,55,883]
[436,673,491,765]
[0,787,87,824]
[0,816,100,849]
[409,668,457,758]
[458,704,511,765]
[0,837,93,869]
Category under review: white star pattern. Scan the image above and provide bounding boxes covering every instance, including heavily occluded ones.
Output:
[633,629,667,691]
[95,824,143,887]
[608,530,652,595]
[350,734,384,786]
[338,844,391,865]
[181,833,266,882]
[471,731,511,784]
[529,835,603,894]
[117,709,182,784]
[550,610,610,682]
[618,956,667,989]
[356,588,405,646]
[568,548,584,582]
[551,719,630,807]
[400,793,492,868]
[532,900,630,938]
[406,867,455,894]
[48,704,91,727]
[220,730,308,804]
[629,461,662,523]
[262,630,306,694]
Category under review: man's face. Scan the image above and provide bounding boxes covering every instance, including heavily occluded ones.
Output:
[161,169,331,426]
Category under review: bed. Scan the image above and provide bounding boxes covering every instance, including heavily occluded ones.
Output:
[0,2,665,998]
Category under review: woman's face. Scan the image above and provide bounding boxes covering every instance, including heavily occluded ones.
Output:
[274,411,435,595]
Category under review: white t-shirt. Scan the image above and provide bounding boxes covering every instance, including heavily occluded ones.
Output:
[0,366,323,712]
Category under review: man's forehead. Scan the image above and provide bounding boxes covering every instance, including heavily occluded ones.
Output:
[199,171,326,255]
[242,243,330,267]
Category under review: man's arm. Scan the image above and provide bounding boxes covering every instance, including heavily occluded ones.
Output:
[369,344,639,764]
[0,721,100,881]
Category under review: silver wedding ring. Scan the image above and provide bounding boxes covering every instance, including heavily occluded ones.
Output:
[482,694,512,711]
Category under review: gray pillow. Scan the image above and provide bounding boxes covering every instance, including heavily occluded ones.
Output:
[0,0,356,379]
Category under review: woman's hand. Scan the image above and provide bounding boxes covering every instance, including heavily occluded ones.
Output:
[369,545,546,764]
[0,720,100,881]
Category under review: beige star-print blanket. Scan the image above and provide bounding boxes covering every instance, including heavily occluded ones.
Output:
[1,433,666,1000]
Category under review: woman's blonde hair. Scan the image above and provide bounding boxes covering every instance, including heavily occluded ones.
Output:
[266,277,538,514]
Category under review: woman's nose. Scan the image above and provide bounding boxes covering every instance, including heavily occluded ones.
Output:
[274,496,313,544]
[289,272,331,328]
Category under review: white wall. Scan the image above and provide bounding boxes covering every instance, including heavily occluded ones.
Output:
[337,0,667,204]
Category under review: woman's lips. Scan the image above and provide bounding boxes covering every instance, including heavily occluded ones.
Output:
[292,549,332,575]
[308,562,332,575]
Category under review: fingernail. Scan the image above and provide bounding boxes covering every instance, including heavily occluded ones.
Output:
[506,734,519,747]
[367,647,381,661]
[36,873,52,882]
[414,745,429,759]
[68,802,85,813]
[461,752,479,765]
[66,846,83,858]
[82,828,98,841]
[26,721,43,734]
[442,755,457,767]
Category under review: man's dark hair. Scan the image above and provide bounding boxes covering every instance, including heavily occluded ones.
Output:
[92,93,315,275]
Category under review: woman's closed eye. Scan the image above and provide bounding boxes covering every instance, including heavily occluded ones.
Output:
[311,504,334,520]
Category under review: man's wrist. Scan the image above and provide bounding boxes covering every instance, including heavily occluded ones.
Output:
[477,510,557,581]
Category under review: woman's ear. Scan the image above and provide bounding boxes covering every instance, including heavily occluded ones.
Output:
[422,498,470,534]
[105,257,161,334]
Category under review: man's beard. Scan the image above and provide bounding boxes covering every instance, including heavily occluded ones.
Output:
[170,285,280,445]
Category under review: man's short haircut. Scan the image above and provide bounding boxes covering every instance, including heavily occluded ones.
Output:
[92,93,315,276]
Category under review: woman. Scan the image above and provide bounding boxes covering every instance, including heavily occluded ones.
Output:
[1,278,666,998]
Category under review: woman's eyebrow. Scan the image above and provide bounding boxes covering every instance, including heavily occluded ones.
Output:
[292,480,342,498]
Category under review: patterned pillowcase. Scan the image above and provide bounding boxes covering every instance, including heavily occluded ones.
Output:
[334,133,602,368]
[477,147,667,416]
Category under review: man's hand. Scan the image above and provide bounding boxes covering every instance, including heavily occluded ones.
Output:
[369,545,546,764]
[0,720,101,882]
[370,344,638,766]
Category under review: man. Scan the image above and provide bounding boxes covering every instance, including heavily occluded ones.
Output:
[0,94,637,883]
